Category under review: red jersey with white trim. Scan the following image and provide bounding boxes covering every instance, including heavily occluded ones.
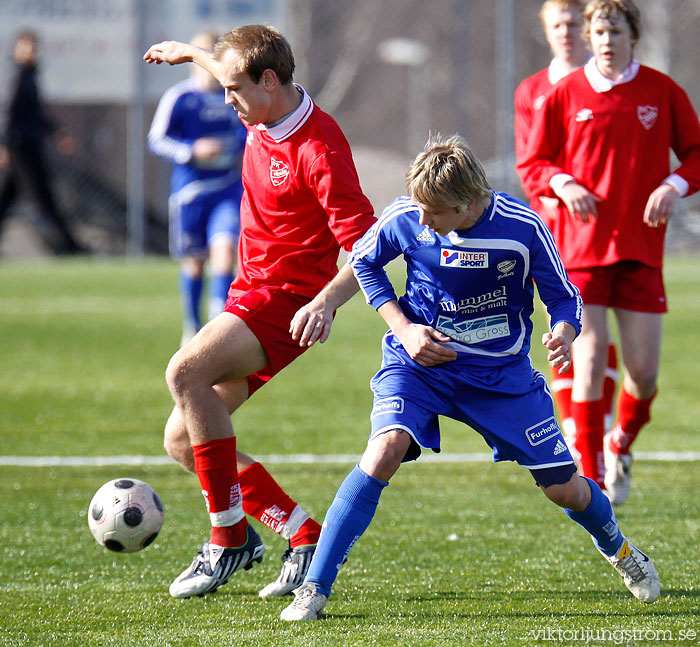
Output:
[514,67,561,227]
[518,64,700,270]
[230,86,375,299]
[514,67,551,171]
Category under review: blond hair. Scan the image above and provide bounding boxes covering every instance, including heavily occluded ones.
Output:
[539,0,586,29]
[405,134,491,211]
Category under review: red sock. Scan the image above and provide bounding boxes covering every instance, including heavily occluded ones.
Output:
[603,343,619,427]
[571,399,605,488]
[192,437,248,547]
[608,387,656,455]
[239,462,321,548]
[550,362,574,423]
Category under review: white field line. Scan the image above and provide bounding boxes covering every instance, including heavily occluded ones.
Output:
[1,451,699,467]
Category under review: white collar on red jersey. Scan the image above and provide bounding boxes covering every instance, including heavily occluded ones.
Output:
[584,57,640,93]
[256,83,314,142]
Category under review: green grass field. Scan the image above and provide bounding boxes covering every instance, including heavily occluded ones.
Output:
[1,257,699,646]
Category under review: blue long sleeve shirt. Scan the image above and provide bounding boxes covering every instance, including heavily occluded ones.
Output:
[349,192,582,369]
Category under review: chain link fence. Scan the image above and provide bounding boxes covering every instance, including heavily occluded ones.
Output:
[1,0,699,257]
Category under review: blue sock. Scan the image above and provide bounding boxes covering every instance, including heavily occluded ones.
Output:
[305,465,388,597]
[564,477,624,556]
[208,272,233,320]
[179,271,203,332]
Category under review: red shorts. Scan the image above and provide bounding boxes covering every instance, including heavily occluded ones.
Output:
[224,286,312,395]
[566,261,667,313]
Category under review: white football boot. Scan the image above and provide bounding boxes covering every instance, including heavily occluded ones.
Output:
[169,527,265,598]
[598,538,660,603]
[604,432,632,506]
[259,543,316,598]
[280,582,328,621]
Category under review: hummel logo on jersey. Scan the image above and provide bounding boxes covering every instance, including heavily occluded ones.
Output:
[637,105,658,130]
[553,439,567,456]
[270,159,290,186]
[575,108,594,122]
[440,250,488,268]
[416,228,435,243]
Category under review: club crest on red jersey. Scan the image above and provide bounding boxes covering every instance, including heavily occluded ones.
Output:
[270,159,290,186]
[637,105,658,130]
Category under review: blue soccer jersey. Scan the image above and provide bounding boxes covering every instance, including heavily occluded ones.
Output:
[148,78,246,189]
[349,192,583,468]
[148,78,247,256]
[349,192,582,371]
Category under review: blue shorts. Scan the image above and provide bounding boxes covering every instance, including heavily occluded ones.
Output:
[169,181,243,258]
[369,334,575,476]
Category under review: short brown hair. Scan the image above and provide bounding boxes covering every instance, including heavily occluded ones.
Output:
[14,29,38,46]
[405,134,492,211]
[214,24,295,85]
[539,0,586,30]
[584,0,641,42]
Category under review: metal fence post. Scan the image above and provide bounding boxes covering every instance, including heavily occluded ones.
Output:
[126,0,146,257]
[496,0,516,194]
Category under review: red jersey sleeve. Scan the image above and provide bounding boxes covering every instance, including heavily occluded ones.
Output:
[307,148,375,251]
[514,69,551,168]
[513,80,534,167]
[516,84,569,201]
[668,81,700,195]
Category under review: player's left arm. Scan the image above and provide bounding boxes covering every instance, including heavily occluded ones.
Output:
[644,82,700,227]
[542,320,576,375]
[643,183,680,228]
[308,149,375,251]
[291,148,375,346]
[529,219,582,366]
[289,263,359,347]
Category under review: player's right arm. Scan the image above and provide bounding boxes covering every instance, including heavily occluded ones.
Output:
[513,80,534,168]
[553,179,601,223]
[517,87,599,223]
[143,41,226,85]
[377,300,456,367]
[350,199,457,367]
[147,85,193,164]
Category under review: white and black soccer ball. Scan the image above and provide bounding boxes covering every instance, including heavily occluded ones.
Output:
[88,478,164,553]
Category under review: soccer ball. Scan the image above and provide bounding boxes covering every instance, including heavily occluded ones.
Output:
[88,478,164,553]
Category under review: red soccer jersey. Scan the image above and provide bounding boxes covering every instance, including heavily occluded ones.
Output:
[230,87,375,299]
[518,63,700,270]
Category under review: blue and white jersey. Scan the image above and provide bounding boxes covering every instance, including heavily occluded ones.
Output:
[148,78,246,202]
[349,192,582,369]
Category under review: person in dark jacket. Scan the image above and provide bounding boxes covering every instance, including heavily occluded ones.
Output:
[0,30,84,254]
